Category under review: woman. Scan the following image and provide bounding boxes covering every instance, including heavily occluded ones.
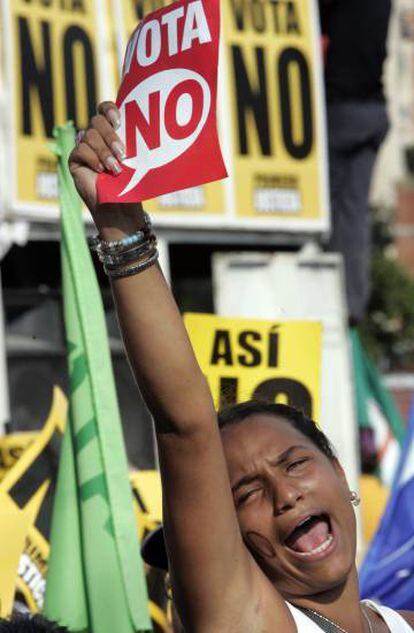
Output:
[69,102,414,632]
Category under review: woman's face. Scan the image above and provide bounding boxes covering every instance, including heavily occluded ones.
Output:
[221,414,357,600]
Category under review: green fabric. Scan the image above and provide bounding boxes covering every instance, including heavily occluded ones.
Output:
[44,122,152,633]
[350,329,405,444]
[350,329,371,430]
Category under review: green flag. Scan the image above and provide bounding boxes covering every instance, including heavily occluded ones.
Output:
[350,329,404,487]
[44,122,152,633]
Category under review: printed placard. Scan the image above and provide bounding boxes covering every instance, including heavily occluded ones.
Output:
[109,0,226,220]
[221,0,329,230]
[2,0,329,233]
[0,387,67,612]
[98,0,227,204]
[2,0,112,218]
[185,313,322,422]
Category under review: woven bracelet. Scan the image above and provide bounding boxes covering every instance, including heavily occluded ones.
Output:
[97,236,157,267]
[102,241,157,270]
[104,250,159,280]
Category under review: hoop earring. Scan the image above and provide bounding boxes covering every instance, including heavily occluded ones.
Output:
[350,490,360,507]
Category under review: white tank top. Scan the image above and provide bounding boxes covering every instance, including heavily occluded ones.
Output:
[286,600,413,632]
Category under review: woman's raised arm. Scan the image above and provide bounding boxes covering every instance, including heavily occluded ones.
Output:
[68,102,283,632]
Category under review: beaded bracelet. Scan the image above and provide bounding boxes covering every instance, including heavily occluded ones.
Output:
[88,212,152,254]
[89,228,148,254]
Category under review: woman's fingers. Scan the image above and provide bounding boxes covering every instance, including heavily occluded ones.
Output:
[90,112,125,161]
[69,141,104,175]
[70,114,124,176]
[96,104,126,161]
[67,101,124,214]
[84,125,123,175]
[97,101,121,130]
[90,112,125,162]
[71,103,125,177]
[68,143,99,213]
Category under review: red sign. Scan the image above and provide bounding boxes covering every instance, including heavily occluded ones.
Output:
[97,0,227,204]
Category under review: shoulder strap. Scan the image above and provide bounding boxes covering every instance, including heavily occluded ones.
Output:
[363,600,414,632]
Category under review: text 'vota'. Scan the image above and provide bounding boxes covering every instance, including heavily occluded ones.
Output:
[124,0,212,74]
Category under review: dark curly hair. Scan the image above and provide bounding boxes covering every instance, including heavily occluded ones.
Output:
[0,616,69,633]
[218,401,337,462]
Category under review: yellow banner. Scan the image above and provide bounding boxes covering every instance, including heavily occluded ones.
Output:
[0,432,38,482]
[184,313,322,421]
[4,0,110,214]
[0,386,67,614]
[15,491,50,613]
[130,470,163,541]
[222,0,329,228]
[0,387,169,629]
[0,505,33,617]
[3,0,328,232]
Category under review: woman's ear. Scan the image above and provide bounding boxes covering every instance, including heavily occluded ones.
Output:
[332,458,348,485]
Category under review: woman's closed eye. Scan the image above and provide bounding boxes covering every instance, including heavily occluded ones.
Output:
[236,486,263,507]
[287,457,310,472]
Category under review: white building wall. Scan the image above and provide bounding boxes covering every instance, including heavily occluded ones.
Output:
[371,0,414,208]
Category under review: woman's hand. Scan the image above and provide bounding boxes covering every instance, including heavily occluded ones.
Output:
[68,101,124,215]
[68,101,144,239]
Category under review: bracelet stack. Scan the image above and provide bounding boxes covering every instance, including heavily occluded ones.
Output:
[88,212,159,279]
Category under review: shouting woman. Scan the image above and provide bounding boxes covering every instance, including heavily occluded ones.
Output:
[68,102,414,633]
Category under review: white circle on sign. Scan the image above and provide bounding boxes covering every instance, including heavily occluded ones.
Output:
[117,68,211,196]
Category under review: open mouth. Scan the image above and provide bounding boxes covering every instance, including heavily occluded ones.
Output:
[284,514,334,558]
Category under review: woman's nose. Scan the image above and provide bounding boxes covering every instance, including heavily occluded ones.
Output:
[273,482,303,516]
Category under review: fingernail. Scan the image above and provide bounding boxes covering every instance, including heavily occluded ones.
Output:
[106,156,122,175]
[97,162,104,173]
[112,141,125,160]
[108,110,121,129]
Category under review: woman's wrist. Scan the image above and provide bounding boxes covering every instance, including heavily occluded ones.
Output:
[89,203,159,281]
[92,203,146,241]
